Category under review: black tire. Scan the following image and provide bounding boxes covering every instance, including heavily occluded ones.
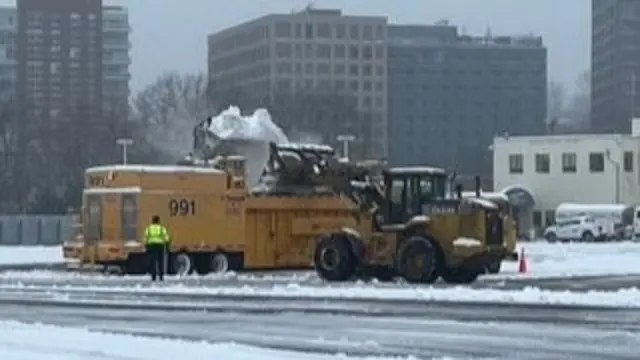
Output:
[441,267,481,284]
[210,252,230,274]
[545,232,557,243]
[486,261,502,274]
[581,231,595,243]
[395,235,437,284]
[314,233,357,282]
[170,252,193,276]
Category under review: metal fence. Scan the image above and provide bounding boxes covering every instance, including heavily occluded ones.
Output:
[0,215,76,246]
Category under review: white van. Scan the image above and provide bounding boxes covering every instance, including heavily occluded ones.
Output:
[633,206,640,241]
[544,216,609,243]
[554,203,633,241]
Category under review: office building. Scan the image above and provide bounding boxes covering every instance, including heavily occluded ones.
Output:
[591,0,640,133]
[387,24,547,180]
[208,8,388,159]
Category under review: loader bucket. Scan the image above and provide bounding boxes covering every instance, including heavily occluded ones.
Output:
[202,135,271,189]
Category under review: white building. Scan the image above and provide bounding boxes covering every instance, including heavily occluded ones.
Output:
[493,127,640,234]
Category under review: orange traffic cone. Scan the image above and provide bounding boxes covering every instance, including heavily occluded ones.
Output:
[518,247,528,274]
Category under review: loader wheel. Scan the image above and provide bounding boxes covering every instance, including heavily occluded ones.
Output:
[171,252,193,277]
[210,252,230,274]
[441,267,481,284]
[395,235,437,284]
[314,234,356,282]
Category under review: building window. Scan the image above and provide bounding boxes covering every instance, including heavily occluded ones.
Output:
[533,210,542,228]
[589,152,605,172]
[317,23,331,38]
[334,24,346,39]
[508,154,523,174]
[624,151,633,172]
[535,153,550,173]
[275,22,291,38]
[561,152,577,173]
[544,210,555,226]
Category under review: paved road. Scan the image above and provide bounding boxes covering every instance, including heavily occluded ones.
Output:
[0,286,638,359]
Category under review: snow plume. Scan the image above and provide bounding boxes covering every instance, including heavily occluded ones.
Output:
[143,106,200,161]
[206,106,289,144]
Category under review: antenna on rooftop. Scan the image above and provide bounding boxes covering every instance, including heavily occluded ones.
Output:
[484,26,492,44]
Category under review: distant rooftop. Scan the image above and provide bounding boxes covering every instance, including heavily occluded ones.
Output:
[389,22,543,48]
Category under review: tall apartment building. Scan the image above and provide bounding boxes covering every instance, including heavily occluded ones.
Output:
[0,7,16,102]
[17,0,103,121]
[0,4,130,113]
[591,0,640,133]
[387,24,547,180]
[102,5,131,113]
[208,8,388,159]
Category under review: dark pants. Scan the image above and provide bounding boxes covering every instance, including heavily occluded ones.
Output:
[146,243,167,281]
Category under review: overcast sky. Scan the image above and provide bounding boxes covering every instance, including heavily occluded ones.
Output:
[5,0,591,93]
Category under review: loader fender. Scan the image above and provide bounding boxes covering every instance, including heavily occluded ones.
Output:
[345,233,366,261]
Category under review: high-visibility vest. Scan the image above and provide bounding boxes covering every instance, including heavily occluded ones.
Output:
[144,224,170,245]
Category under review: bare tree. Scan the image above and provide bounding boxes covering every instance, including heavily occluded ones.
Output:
[131,71,209,161]
[566,70,590,131]
[547,80,568,121]
[546,71,591,134]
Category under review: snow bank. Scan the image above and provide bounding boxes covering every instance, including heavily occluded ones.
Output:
[207,106,288,144]
[497,241,640,279]
[8,282,640,308]
[453,238,481,247]
[0,246,62,266]
[0,321,429,360]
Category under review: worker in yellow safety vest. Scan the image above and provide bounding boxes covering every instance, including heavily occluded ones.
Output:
[144,215,171,282]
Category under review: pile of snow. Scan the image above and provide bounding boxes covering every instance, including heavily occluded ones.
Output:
[0,321,430,360]
[206,106,288,145]
[452,238,482,247]
[0,246,62,266]
[202,106,289,188]
[497,241,640,279]
[7,282,640,308]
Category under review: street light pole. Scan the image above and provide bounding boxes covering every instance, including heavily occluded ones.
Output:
[336,134,355,160]
[116,138,133,165]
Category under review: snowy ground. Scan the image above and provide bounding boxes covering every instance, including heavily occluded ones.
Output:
[0,246,62,266]
[0,320,444,360]
[497,241,640,279]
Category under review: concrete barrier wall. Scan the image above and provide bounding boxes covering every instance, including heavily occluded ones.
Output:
[0,215,77,246]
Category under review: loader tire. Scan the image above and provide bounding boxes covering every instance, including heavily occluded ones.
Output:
[396,235,437,284]
[314,233,356,282]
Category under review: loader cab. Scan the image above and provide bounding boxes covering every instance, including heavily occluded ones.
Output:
[382,166,452,225]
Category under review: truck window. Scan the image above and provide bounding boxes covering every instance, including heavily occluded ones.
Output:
[85,195,102,241]
[121,194,137,241]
